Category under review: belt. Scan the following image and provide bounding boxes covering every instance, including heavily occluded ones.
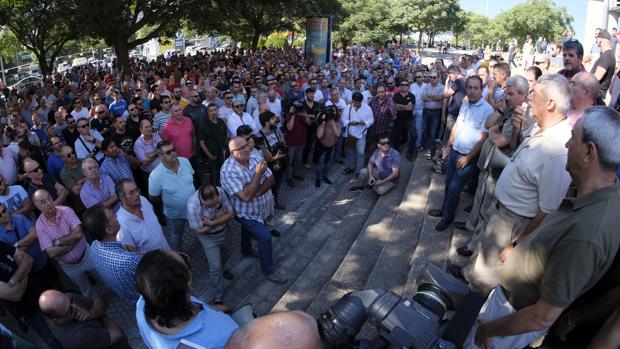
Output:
[424,108,442,111]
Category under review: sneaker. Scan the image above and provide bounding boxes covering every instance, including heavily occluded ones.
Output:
[223,271,234,280]
[425,151,432,160]
[304,163,312,169]
[315,179,321,188]
[454,221,468,230]
[293,174,304,181]
[266,270,288,284]
[270,229,281,238]
[349,186,364,193]
[286,179,295,187]
[323,178,332,185]
[342,168,353,175]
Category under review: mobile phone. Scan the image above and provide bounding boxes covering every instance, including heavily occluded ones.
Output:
[176,339,205,349]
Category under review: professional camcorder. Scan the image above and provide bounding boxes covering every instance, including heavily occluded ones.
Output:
[317,106,339,124]
[317,263,485,349]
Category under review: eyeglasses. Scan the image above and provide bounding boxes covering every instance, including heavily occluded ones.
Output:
[128,108,135,112]
[191,95,200,98]
[63,151,75,158]
[178,252,191,270]
[125,187,140,196]
[400,83,409,86]
[96,111,105,115]
[78,124,89,129]
[161,148,176,155]
[27,166,41,174]
[230,143,251,152]
[225,96,233,100]
[162,101,171,104]
[415,76,423,78]
[430,76,438,79]
[233,104,243,108]
[379,141,390,145]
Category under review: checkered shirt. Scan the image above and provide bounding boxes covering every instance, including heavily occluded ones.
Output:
[36,206,87,264]
[89,241,141,303]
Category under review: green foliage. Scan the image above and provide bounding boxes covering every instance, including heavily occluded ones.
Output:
[0,0,81,75]
[0,30,22,63]
[264,32,288,49]
[459,12,492,49]
[494,0,573,44]
[333,0,398,47]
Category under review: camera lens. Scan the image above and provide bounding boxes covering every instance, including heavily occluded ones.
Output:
[412,283,452,319]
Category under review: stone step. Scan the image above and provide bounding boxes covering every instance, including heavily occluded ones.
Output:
[303,158,416,318]
[221,168,358,307]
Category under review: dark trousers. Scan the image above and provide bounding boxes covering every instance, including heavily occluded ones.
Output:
[302,128,317,164]
[237,217,275,275]
[423,108,441,154]
[271,166,286,204]
[207,156,223,185]
[313,142,333,180]
[390,118,413,154]
[441,149,478,222]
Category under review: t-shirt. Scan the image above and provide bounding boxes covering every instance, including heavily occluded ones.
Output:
[46,293,112,349]
[27,175,59,201]
[448,78,467,116]
[369,148,401,181]
[0,185,29,214]
[0,241,17,283]
[500,183,620,310]
[284,113,307,146]
[111,130,136,156]
[198,118,228,158]
[392,92,415,122]
[590,49,616,97]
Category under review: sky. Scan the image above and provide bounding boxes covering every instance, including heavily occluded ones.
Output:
[459,0,587,42]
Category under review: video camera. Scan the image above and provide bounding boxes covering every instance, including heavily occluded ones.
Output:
[317,263,485,349]
[317,106,339,124]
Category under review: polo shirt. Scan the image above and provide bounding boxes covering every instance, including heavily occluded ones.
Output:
[0,215,47,272]
[136,296,238,349]
[369,148,401,181]
[148,157,195,219]
[392,92,415,122]
[47,154,64,182]
[451,98,494,155]
[116,196,170,253]
[90,240,141,303]
[198,118,227,159]
[0,185,28,214]
[60,160,84,192]
[221,152,273,223]
[162,117,195,159]
[494,119,572,217]
[35,206,87,264]
[501,182,620,310]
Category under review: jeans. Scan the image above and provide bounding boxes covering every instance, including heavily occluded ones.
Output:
[334,127,346,162]
[345,133,367,174]
[166,217,187,251]
[441,149,478,223]
[58,247,97,297]
[287,145,304,179]
[423,109,441,153]
[313,142,333,180]
[413,110,424,148]
[196,228,228,300]
[237,217,275,275]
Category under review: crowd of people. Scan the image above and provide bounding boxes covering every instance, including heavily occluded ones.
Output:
[0,32,617,348]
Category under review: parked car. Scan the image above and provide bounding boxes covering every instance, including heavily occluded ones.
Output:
[8,75,43,91]
[56,62,71,74]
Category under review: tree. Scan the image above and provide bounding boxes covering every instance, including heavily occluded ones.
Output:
[76,0,188,78]
[189,0,345,50]
[0,30,22,66]
[494,0,573,44]
[404,0,462,48]
[459,12,492,49]
[0,0,81,75]
[333,0,398,48]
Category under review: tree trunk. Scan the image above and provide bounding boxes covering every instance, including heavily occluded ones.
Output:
[35,53,51,76]
[112,37,130,79]
[418,31,423,54]
[251,29,261,51]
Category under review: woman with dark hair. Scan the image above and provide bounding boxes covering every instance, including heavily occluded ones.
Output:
[135,249,238,348]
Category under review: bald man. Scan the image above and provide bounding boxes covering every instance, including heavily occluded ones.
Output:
[568,72,600,126]
[39,289,128,348]
[225,311,322,349]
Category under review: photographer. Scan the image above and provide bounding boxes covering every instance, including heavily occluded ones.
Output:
[302,88,321,169]
[313,106,341,187]
[284,104,311,187]
[258,111,287,210]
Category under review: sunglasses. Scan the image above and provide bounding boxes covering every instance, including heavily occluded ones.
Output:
[400,83,409,86]
[379,141,390,145]
[225,96,233,100]
[178,252,191,270]
[161,148,176,155]
[96,111,105,114]
[128,108,135,112]
[64,151,75,158]
[78,124,89,129]
[430,76,438,79]
[27,166,41,174]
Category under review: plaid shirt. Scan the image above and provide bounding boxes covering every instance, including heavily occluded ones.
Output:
[100,155,134,183]
[187,187,233,233]
[221,152,273,223]
[369,97,396,137]
[36,206,87,264]
[90,241,141,303]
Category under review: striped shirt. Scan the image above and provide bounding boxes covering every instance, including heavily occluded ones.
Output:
[221,152,273,223]
[90,241,141,303]
[422,83,444,110]
[152,111,172,135]
[36,206,87,264]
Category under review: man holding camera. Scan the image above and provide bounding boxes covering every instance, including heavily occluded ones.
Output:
[349,135,400,195]
[314,107,341,188]
[258,111,287,209]
[220,137,287,283]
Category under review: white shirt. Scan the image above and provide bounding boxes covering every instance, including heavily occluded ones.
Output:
[218,105,233,120]
[341,103,374,138]
[70,107,90,121]
[0,147,18,185]
[409,82,426,112]
[266,98,282,120]
[75,130,104,161]
[313,89,324,103]
[226,112,257,138]
[494,119,572,217]
[116,196,170,253]
[340,88,353,104]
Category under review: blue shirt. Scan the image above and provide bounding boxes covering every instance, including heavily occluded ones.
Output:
[0,215,47,272]
[90,241,141,303]
[47,154,64,183]
[99,155,134,183]
[148,157,195,219]
[108,100,127,117]
[369,148,401,181]
[136,296,238,349]
[452,98,494,154]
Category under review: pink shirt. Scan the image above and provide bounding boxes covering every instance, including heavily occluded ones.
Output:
[162,117,195,158]
[36,206,87,264]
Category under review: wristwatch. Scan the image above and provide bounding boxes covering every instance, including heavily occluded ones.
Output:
[53,238,61,247]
